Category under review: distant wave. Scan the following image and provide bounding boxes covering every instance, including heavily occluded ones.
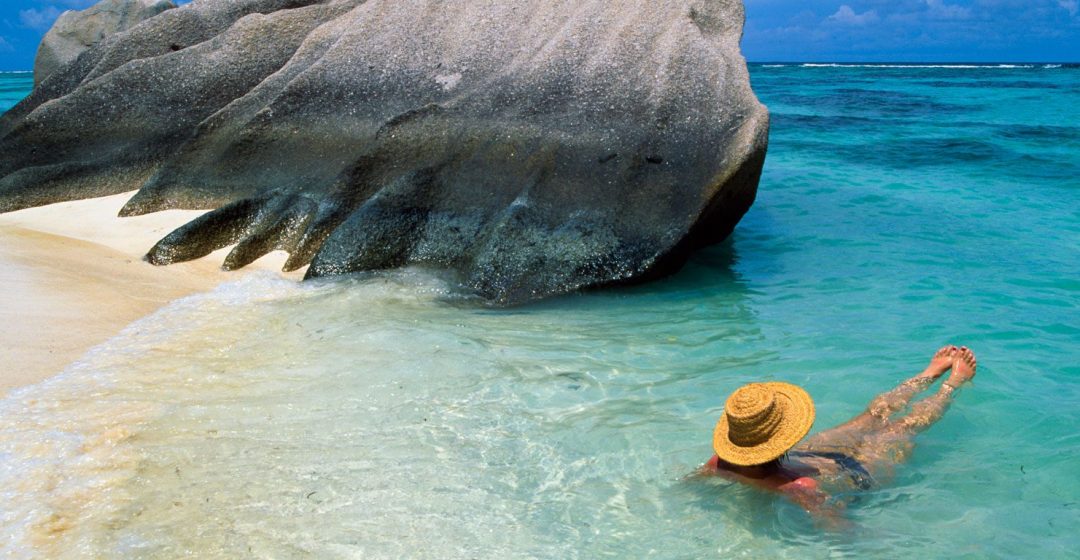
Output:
[755,63,1077,70]
[798,63,1037,69]
[0,71,32,74]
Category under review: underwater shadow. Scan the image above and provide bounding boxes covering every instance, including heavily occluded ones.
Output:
[513,238,752,312]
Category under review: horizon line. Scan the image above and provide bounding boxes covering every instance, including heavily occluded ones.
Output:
[747,60,1077,64]
[2,61,1077,73]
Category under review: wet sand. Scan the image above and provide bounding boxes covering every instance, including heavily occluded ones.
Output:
[0,193,301,395]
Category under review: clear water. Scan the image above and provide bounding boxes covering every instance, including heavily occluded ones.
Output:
[1,64,1078,558]
[0,72,33,113]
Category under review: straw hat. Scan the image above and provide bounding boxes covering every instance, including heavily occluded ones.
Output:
[713,382,815,466]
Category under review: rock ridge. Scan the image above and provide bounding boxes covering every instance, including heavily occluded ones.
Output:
[1,0,769,304]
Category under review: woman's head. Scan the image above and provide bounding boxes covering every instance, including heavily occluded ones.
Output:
[713,382,815,466]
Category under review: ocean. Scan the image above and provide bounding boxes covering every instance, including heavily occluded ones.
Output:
[1,63,1077,558]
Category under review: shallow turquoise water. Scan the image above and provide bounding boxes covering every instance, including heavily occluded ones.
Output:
[1,64,1078,558]
[0,72,33,112]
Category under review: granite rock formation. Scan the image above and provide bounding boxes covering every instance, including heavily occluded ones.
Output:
[33,0,176,87]
[1,0,769,304]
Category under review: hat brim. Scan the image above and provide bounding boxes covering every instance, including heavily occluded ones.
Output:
[713,382,815,466]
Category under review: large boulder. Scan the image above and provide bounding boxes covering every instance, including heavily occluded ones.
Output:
[1,0,769,305]
[33,0,176,87]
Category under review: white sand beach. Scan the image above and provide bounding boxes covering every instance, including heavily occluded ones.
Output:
[0,193,301,395]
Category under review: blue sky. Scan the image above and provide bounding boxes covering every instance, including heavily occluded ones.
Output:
[0,0,191,71]
[0,0,1077,70]
[743,0,1080,61]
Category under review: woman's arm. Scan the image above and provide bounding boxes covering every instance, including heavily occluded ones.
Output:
[693,455,852,529]
[779,477,851,530]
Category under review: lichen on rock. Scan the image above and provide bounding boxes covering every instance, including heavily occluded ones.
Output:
[1,0,769,305]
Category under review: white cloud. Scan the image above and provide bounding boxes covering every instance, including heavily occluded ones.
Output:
[19,7,63,32]
[827,5,881,25]
[925,0,972,19]
[0,36,13,53]
[17,1,103,32]
[54,0,98,8]
[1060,0,1079,16]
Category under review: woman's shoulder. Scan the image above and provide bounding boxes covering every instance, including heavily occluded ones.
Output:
[779,476,819,491]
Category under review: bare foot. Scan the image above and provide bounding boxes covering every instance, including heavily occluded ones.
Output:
[946,347,977,387]
[919,345,958,380]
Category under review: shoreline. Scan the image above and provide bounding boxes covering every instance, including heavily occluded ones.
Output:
[0,192,302,396]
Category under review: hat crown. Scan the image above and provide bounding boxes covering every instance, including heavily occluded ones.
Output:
[725,384,783,447]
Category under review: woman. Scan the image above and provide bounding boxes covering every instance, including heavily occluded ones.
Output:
[701,346,977,522]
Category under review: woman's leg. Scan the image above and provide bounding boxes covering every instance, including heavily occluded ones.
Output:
[799,346,958,451]
[886,347,976,435]
[860,348,977,467]
[863,345,958,423]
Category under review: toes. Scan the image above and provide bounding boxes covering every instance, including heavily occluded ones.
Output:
[954,347,976,370]
[934,345,957,362]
